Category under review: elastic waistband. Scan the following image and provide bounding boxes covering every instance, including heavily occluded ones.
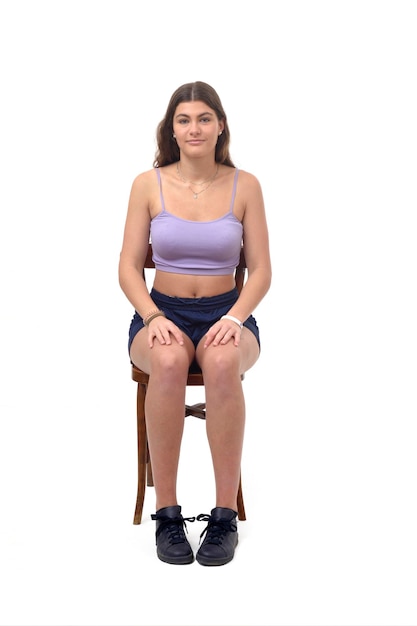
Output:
[150,287,239,310]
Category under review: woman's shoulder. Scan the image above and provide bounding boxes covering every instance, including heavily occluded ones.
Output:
[235,168,262,190]
[132,164,176,186]
[218,166,260,185]
[132,167,157,185]
[129,168,160,198]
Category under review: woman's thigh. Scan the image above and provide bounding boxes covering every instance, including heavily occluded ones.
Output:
[195,327,260,378]
[130,326,196,374]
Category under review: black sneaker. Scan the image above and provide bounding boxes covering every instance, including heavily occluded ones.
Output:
[196,507,238,566]
[151,505,195,564]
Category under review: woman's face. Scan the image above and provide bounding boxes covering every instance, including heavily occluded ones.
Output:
[172,101,224,157]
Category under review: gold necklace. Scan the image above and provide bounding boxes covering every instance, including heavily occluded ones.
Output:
[176,162,219,199]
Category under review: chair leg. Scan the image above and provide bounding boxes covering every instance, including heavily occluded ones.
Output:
[133,382,147,525]
[146,441,154,487]
[237,474,246,521]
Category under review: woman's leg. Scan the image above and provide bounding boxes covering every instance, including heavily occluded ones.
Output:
[130,328,195,510]
[196,328,260,510]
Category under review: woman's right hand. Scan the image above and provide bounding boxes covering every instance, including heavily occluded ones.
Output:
[147,317,184,348]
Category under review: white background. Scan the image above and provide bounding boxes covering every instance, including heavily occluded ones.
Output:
[0,1,416,625]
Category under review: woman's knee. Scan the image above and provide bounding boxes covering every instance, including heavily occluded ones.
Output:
[131,329,194,377]
[200,347,241,381]
[150,345,191,378]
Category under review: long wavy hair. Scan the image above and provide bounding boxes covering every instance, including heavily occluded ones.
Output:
[153,81,235,168]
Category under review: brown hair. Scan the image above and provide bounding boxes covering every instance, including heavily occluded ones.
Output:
[153,81,235,168]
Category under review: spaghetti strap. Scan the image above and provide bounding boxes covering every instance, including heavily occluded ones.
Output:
[229,168,239,212]
[155,168,166,212]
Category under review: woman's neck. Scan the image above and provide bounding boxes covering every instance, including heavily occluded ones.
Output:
[177,157,218,185]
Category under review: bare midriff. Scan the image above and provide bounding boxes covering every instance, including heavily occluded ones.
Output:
[153,271,236,299]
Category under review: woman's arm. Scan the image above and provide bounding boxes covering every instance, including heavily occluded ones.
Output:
[228,170,272,322]
[118,170,159,318]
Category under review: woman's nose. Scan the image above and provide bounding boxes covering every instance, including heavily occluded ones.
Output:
[189,121,201,135]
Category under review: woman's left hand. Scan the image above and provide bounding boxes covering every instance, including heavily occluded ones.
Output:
[204,319,242,348]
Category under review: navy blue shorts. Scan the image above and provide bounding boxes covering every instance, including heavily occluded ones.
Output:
[128,287,260,370]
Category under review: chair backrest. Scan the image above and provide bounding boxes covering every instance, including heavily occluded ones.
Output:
[142,242,246,291]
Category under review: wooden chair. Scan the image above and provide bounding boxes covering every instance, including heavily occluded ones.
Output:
[131,243,247,524]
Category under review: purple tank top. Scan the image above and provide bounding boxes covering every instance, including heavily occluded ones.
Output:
[150,168,243,276]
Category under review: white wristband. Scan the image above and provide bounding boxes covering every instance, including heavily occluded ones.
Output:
[221,314,243,329]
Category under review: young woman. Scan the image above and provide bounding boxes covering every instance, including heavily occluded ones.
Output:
[119,81,271,566]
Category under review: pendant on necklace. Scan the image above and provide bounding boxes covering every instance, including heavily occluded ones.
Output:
[193,193,198,199]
